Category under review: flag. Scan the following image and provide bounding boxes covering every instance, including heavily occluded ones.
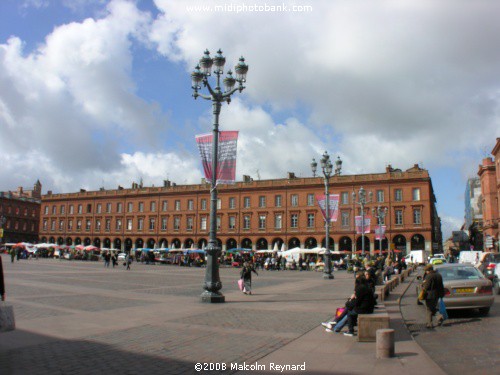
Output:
[355,216,371,234]
[375,225,386,240]
[316,194,339,222]
[196,131,238,184]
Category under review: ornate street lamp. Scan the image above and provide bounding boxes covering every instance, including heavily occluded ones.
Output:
[372,205,388,256]
[311,151,341,279]
[352,187,373,256]
[191,49,248,303]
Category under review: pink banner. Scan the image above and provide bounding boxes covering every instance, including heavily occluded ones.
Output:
[196,131,238,184]
[316,194,339,222]
[355,216,371,234]
[375,225,386,240]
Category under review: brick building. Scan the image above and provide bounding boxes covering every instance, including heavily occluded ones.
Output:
[478,138,500,251]
[39,165,442,255]
[0,180,42,244]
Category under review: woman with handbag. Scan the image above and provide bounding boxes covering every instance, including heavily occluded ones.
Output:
[240,262,258,295]
[422,264,445,328]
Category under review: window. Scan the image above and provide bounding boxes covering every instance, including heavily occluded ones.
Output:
[229,216,236,229]
[244,197,251,208]
[77,220,82,231]
[44,206,49,215]
[201,217,207,231]
[106,203,111,213]
[291,213,298,228]
[162,200,168,211]
[95,219,101,231]
[174,217,180,230]
[151,201,156,212]
[259,215,266,229]
[395,189,403,202]
[127,219,133,230]
[97,204,102,214]
[116,219,122,231]
[275,195,282,207]
[59,220,64,231]
[138,218,144,230]
[78,204,83,214]
[117,203,122,213]
[60,205,65,214]
[229,197,236,209]
[341,192,349,205]
[161,217,167,230]
[376,190,384,202]
[175,200,181,211]
[395,210,403,225]
[105,219,110,231]
[52,205,56,214]
[291,194,299,207]
[68,220,73,231]
[413,209,422,225]
[341,211,349,227]
[187,200,194,210]
[307,213,315,228]
[412,188,421,201]
[217,199,221,209]
[201,199,207,210]
[43,219,48,231]
[307,194,315,206]
[275,214,282,229]
[377,214,386,225]
[127,202,133,213]
[139,202,144,212]
[87,204,92,213]
[69,205,74,214]
[243,215,251,229]
[187,217,193,230]
[217,216,221,230]
[86,219,91,231]
[22,222,27,231]
[149,218,155,230]
[259,196,266,208]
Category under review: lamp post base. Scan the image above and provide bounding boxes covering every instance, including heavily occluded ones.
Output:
[200,291,225,303]
[323,273,334,280]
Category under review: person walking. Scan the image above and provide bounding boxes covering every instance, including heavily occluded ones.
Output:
[126,254,132,270]
[240,262,258,295]
[0,255,5,301]
[422,264,445,328]
[10,248,15,263]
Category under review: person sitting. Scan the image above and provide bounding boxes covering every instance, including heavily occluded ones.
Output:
[343,274,376,336]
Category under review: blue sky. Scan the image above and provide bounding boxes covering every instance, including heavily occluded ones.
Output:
[1,0,499,241]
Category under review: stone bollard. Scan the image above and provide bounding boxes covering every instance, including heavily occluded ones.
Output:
[0,303,16,332]
[376,328,395,359]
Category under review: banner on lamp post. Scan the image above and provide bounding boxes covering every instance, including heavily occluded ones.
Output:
[195,131,238,185]
[375,225,386,240]
[316,194,339,222]
[355,216,371,234]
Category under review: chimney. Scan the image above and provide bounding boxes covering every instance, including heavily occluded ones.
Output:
[118,185,124,190]
[80,189,86,193]
[17,187,23,194]
[287,172,296,179]
[386,164,393,173]
[47,190,52,196]
[163,180,171,188]
[243,175,252,182]
[201,178,206,184]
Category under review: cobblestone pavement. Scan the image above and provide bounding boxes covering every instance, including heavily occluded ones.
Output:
[400,268,500,375]
[0,256,350,375]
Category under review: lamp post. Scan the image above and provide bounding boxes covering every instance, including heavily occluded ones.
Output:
[352,187,373,256]
[311,152,342,279]
[372,205,387,256]
[191,49,248,303]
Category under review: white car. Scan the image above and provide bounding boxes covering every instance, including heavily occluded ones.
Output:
[117,253,127,262]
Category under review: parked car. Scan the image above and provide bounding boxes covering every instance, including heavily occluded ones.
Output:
[429,257,447,265]
[476,252,500,295]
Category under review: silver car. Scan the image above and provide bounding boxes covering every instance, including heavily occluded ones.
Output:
[435,263,494,315]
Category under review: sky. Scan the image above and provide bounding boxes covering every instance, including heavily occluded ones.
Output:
[1,0,499,242]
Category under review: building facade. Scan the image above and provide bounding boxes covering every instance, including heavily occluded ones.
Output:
[39,165,442,255]
[478,138,500,251]
[0,181,42,244]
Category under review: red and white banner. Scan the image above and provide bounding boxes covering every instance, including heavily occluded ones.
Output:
[316,194,339,222]
[375,225,386,240]
[195,131,238,185]
[355,216,371,234]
